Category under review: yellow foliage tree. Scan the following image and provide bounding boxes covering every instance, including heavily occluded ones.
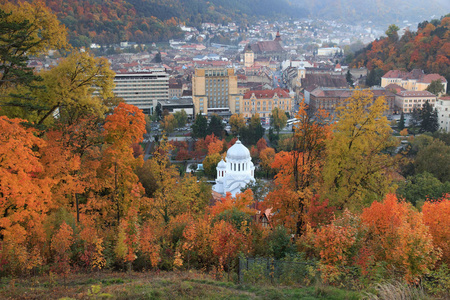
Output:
[322,89,399,210]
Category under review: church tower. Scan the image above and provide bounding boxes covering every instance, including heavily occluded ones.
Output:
[244,44,254,68]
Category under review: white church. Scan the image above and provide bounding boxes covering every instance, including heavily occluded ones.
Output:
[212,139,255,197]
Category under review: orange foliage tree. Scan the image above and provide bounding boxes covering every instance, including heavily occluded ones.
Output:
[266,101,331,235]
[0,116,52,274]
[422,198,450,265]
[361,194,438,282]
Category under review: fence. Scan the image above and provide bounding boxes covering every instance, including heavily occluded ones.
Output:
[238,256,318,285]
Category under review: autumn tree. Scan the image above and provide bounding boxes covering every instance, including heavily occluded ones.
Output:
[33,51,115,126]
[0,116,51,274]
[161,114,177,133]
[98,103,146,224]
[229,113,245,135]
[422,198,450,265]
[271,107,288,135]
[203,152,222,178]
[361,194,438,282]
[173,109,188,128]
[267,101,331,234]
[0,1,67,90]
[322,89,399,210]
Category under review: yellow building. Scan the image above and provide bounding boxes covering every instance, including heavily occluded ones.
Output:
[192,68,242,115]
[381,69,447,96]
[242,88,293,119]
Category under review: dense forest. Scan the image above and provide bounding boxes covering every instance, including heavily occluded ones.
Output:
[351,16,450,90]
[10,0,304,47]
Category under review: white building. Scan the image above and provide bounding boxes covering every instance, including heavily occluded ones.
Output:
[436,96,450,132]
[213,140,255,197]
[113,69,169,115]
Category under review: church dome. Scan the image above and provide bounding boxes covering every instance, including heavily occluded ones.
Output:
[226,140,251,161]
[217,159,226,169]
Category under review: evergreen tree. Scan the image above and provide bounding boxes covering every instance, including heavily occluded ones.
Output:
[192,113,208,138]
[426,79,445,96]
[154,51,162,63]
[346,70,354,87]
[207,114,224,138]
[398,111,405,130]
[419,101,439,133]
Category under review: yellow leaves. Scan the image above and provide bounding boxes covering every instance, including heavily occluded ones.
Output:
[37,51,115,125]
[160,114,176,133]
[229,113,245,135]
[322,89,399,209]
[0,0,68,54]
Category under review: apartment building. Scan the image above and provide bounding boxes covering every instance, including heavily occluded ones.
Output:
[381,69,447,96]
[436,96,450,132]
[192,68,242,116]
[114,68,169,115]
[395,90,437,113]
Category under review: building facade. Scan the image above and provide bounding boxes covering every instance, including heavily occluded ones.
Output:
[310,87,396,116]
[395,90,437,113]
[242,88,293,118]
[436,96,450,132]
[114,69,169,115]
[381,69,447,96]
[192,68,242,116]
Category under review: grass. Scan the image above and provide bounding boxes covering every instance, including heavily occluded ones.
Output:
[0,271,363,300]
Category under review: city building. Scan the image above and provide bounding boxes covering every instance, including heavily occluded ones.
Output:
[243,31,287,61]
[395,90,437,113]
[192,67,242,116]
[435,96,450,132]
[113,69,169,115]
[158,96,194,118]
[309,87,396,116]
[381,69,447,96]
[242,88,294,119]
[213,139,255,197]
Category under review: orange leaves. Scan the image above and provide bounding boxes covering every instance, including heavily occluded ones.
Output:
[207,139,223,155]
[51,221,74,275]
[423,198,450,265]
[210,189,255,218]
[304,195,438,283]
[361,194,437,282]
[104,102,146,146]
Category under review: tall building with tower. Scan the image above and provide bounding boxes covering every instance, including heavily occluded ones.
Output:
[192,68,243,116]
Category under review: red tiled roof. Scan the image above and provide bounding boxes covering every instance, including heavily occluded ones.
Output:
[384,83,405,93]
[250,41,285,53]
[243,88,290,99]
[382,69,447,83]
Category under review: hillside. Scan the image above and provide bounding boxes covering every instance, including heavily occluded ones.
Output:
[34,0,305,46]
[294,0,450,28]
[350,16,450,88]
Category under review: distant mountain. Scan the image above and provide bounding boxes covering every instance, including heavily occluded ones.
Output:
[292,0,450,27]
[36,0,305,46]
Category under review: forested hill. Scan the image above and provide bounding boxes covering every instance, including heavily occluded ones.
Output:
[33,0,305,46]
[350,16,450,87]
